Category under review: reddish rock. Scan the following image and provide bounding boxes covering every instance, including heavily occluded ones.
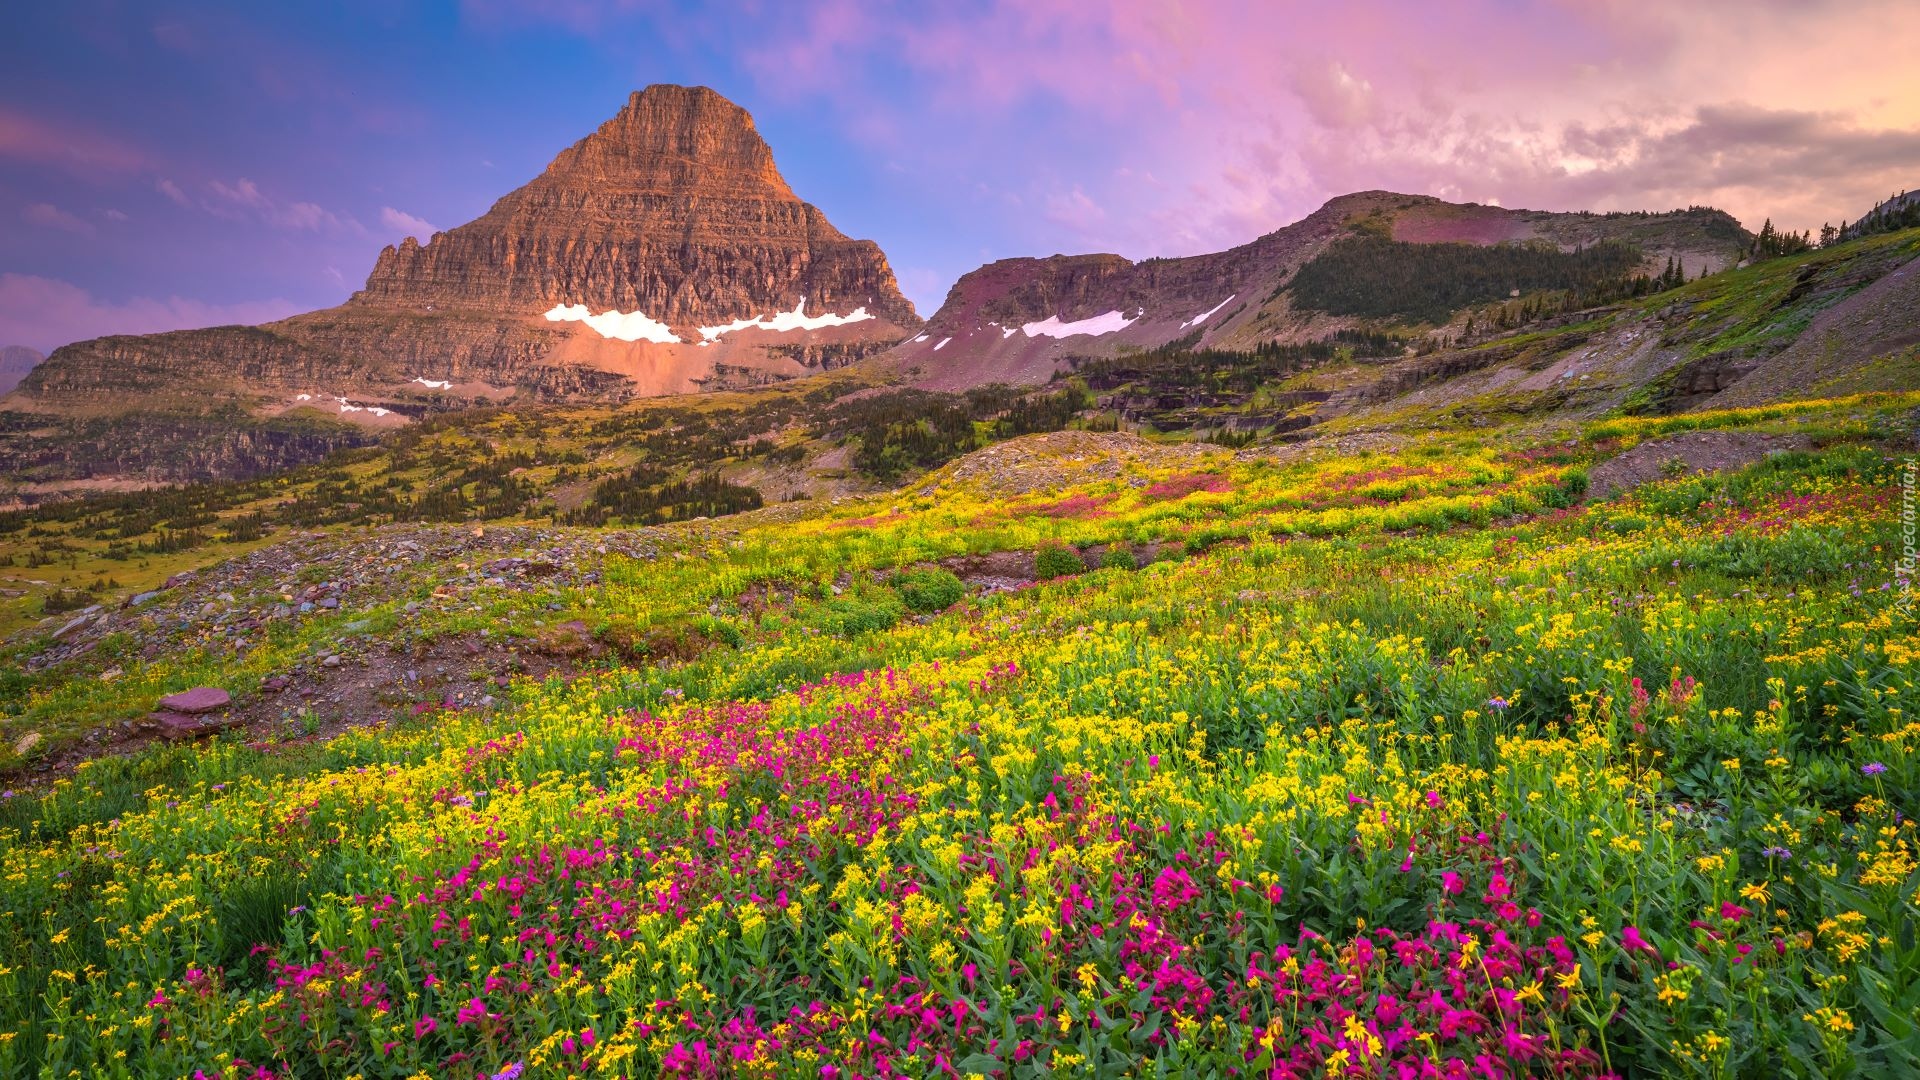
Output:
[158,687,231,714]
[150,711,204,741]
[150,710,243,741]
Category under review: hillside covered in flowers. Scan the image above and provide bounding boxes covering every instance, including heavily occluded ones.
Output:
[2,392,1918,1078]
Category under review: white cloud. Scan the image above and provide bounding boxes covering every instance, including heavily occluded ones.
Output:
[155,177,190,206]
[380,206,437,236]
[204,177,359,231]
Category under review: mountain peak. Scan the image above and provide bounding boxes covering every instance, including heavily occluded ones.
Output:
[541,84,794,200]
[349,86,916,329]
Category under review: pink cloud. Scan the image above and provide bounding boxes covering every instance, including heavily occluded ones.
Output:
[728,0,1920,252]
[203,177,360,232]
[22,203,96,236]
[0,274,301,355]
[0,106,147,174]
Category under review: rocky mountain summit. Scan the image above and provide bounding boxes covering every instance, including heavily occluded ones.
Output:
[357,86,917,330]
[9,86,920,423]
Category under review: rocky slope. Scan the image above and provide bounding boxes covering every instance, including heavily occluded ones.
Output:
[895,191,1749,391]
[9,86,920,424]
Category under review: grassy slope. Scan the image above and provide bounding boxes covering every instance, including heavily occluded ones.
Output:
[0,390,1916,1074]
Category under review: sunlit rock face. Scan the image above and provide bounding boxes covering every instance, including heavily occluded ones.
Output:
[355,85,920,334]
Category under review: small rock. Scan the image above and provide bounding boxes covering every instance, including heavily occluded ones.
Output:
[317,597,340,610]
[158,687,232,714]
[322,654,343,667]
[12,732,42,757]
[52,616,90,640]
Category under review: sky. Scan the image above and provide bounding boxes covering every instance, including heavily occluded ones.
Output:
[3,0,1919,355]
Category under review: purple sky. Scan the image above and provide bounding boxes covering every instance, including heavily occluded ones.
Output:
[4,0,1919,355]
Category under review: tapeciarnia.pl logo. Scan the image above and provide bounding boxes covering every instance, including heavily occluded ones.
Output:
[1899,456,1916,614]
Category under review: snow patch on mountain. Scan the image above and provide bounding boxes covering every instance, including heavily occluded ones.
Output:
[1186,295,1235,328]
[544,304,681,344]
[697,298,875,341]
[1021,310,1137,339]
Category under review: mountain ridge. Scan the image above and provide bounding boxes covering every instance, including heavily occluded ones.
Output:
[891,191,1750,393]
[8,85,920,423]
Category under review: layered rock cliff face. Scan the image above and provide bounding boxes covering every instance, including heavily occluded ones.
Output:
[355,86,917,328]
[11,85,920,421]
[896,191,1751,391]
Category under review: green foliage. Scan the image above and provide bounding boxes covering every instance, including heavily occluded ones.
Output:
[812,590,905,638]
[39,587,93,615]
[830,384,1094,482]
[1035,544,1086,580]
[569,470,763,527]
[1100,545,1139,571]
[1748,217,1816,259]
[889,567,966,614]
[1291,236,1649,323]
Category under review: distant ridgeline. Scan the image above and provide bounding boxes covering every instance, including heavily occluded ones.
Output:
[1840,190,1920,241]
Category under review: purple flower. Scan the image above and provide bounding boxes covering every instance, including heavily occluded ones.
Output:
[1487,697,1510,711]
[1761,846,1792,860]
[492,1066,524,1080]
[1862,762,1888,776]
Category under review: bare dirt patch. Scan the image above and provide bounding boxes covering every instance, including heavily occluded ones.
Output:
[24,632,599,780]
[1585,431,1813,500]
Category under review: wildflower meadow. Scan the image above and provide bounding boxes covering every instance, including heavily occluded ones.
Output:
[2,396,1918,1078]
